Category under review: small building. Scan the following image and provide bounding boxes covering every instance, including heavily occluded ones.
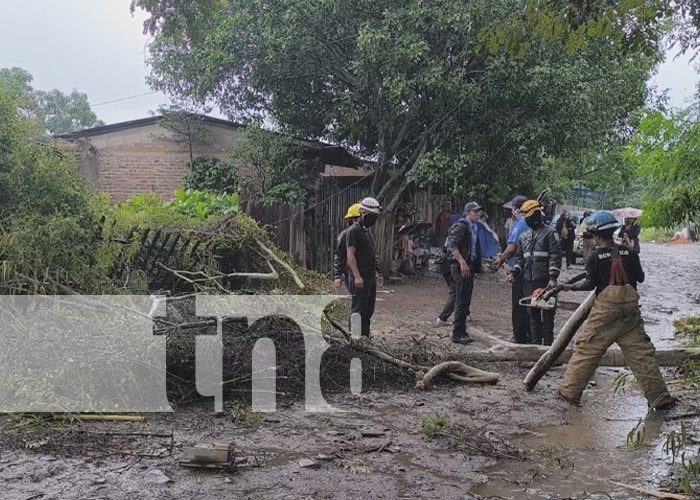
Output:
[55,115,357,204]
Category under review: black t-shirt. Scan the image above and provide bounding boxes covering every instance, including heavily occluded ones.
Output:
[345,223,377,278]
[572,244,645,295]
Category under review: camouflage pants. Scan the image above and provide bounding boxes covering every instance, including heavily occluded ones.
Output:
[559,285,672,407]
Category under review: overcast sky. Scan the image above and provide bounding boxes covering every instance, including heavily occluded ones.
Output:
[1,0,698,125]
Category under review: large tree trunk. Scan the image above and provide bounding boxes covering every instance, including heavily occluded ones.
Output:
[467,326,700,367]
[375,212,394,277]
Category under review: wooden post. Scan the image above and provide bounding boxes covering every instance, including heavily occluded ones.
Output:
[523,290,596,391]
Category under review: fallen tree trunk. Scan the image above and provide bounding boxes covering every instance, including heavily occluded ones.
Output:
[458,344,700,367]
[523,291,596,391]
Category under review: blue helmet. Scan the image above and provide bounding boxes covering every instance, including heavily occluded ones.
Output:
[586,211,620,233]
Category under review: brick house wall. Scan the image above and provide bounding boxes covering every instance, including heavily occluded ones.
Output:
[56,117,242,203]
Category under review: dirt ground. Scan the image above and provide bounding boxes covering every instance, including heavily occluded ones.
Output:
[0,243,698,500]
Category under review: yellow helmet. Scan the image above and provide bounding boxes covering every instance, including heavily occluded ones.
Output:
[344,202,361,219]
[520,199,544,218]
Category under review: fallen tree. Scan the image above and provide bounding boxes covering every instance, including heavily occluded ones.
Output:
[322,313,500,389]
[467,326,700,367]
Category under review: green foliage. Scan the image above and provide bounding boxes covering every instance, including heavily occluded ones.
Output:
[168,189,238,221]
[230,403,267,427]
[416,412,455,441]
[184,156,239,195]
[0,66,104,135]
[113,190,238,227]
[135,0,655,207]
[230,126,317,206]
[674,317,700,347]
[638,226,679,243]
[625,107,700,227]
[0,89,110,294]
[479,0,695,58]
[626,418,646,450]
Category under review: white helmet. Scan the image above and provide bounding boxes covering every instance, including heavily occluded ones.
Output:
[359,197,382,215]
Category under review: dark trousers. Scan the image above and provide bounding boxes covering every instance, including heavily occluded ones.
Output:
[511,273,531,343]
[439,270,456,321]
[524,280,555,345]
[348,275,377,337]
[450,263,474,339]
[563,237,575,267]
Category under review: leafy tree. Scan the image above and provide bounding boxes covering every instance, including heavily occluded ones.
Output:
[0,88,108,293]
[624,105,700,227]
[183,156,240,195]
[134,0,656,209]
[0,66,104,135]
[229,126,318,206]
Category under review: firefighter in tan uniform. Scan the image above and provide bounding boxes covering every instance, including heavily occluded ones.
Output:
[558,211,676,409]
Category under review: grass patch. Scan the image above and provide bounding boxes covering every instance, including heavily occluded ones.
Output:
[639,226,679,243]
[344,459,376,474]
[230,404,268,427]
[415,412,455,440]
[674,317,700,346]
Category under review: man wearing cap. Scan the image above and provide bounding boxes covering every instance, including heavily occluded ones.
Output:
[445,202,483,344]
[493,195,531,343]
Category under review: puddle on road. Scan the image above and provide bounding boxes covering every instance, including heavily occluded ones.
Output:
[638,244,700,349]
[471,373,674,499]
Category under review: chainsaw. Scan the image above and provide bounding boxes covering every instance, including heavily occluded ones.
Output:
[518,272,587,310]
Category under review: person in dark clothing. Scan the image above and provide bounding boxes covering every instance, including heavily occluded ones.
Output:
[334,203,362,292]
[556,211,576,268]
[619,217,641,253]
[445,202,483,344]
[435,255,457,327]
[493,195,531,343]
[558,211,675,409]
[346,197,383,338]
[513,200,562,346]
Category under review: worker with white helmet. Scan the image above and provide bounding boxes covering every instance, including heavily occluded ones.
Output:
[345,197,383,338]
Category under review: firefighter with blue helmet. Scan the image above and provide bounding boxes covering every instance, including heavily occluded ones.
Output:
[558,211,675,409]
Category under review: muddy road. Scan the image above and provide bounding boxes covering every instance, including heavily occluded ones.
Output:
[0,243,698,500]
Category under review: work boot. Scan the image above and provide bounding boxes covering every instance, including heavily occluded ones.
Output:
[452,336,474,345]
[557,389,581,407]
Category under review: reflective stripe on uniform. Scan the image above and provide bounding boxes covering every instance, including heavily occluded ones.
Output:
[524,251,549,258]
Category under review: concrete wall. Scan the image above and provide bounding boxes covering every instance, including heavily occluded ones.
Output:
[57,121,242,203]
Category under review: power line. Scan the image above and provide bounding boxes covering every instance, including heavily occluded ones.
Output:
[91,91,160,107]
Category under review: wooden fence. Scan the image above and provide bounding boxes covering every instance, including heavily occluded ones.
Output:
[247,183,511,275]
[247,179,374,274]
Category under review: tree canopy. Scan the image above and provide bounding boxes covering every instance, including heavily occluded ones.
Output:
[480,0,699,57]
[133,0,658,208]
[0,67,104,135]
[625,105,700,227]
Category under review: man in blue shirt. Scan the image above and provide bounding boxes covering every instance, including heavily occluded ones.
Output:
[493,195,531,343]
